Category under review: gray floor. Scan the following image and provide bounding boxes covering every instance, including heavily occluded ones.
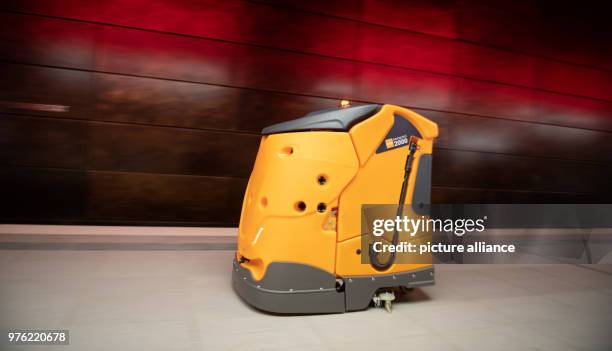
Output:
[1,250,611,351]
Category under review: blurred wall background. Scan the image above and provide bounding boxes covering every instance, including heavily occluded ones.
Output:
[1,0,611,226]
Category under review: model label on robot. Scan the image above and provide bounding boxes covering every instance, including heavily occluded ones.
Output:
[385,134,409,150]
[376,114,422,153]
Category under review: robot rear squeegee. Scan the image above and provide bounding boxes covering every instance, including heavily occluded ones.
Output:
[233,103,439,314]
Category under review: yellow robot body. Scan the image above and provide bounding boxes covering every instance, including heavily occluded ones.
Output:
[233,104,438,313]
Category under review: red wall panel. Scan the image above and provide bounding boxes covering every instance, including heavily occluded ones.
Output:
[5,1,612,100]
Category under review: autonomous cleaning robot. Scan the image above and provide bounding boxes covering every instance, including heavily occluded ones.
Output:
[233,103,438,313]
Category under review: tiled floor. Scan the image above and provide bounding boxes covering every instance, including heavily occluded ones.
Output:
[1,250,611,350]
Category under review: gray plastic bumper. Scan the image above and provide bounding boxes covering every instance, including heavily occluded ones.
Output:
[232,258,435,314]
[232,258,345,314]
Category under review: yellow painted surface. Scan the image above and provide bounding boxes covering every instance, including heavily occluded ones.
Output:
[336,106,437,275]
[237,105,438,280]
[335,235,432,276]
[237,132,358,280]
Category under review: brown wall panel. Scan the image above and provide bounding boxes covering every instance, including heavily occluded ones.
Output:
[4,65,609,162]
[421,110,612,164]
[361,62,612,132]
[0,64,341,131]
[91,73,242,130]
[5,107,611,176]
[5,112,610,197]
[53,115,612,196]
[2,163,605,225]
[232,90,340,131]
[92,73,341,131]
[452,78,612,131]
[0,114,87,169]
[86,171,247,224]
[0,166,247,225]
[431,187,606,204]
[0,64,93,118]
[0,166,87,222]
[87,123,260,177]
[432,149,612,194]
